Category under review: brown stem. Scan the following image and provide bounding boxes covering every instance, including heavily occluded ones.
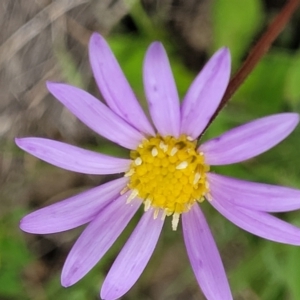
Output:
[204,0,300,132]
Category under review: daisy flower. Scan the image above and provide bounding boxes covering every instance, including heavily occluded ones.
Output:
[16,33,300,300]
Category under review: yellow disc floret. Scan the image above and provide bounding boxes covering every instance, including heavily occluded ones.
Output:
[125,135,210,230]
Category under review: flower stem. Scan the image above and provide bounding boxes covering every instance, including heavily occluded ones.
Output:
[204,0,300,132]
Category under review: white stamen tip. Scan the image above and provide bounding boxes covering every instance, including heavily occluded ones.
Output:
[206,193,212,201]
[159,141,168,152]
[170,147,178,156]
[127,189,138,203]
[153,208,159,219]
[161,210,167,221]
[199,196,205,203]
[124,169,135,177]
[172,213,180,231]
[151,147,158,157]
[193,172,201,185]
[120,186,129,195]
[144,198,152,211]
[176,161,188,170]
[187,136,194,141]
[135,157,142,165]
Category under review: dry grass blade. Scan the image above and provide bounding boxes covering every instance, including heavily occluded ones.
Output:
[0,0,90,70]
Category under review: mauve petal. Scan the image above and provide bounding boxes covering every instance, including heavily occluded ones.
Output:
[210,195,300,245]
[15,138,130,174]
[208,173,300,212]
[200,113,299,165]
[143,42,180,137]
[20,177,127,234]
[101,209,164,300]
[61,193,141,286]
[47,82,145,149]
[89,33,154,136]
[180,48,231,139]
[182,205,233,300]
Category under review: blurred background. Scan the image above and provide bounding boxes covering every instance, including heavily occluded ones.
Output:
[1,0,300,299]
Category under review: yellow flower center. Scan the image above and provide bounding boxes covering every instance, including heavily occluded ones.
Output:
[124,135,210,230]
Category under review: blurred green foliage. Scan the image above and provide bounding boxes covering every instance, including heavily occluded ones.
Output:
[3,1,300,300]
[0,210,33,299]
[213,0,264,68]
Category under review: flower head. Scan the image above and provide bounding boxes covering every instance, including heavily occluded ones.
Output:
[16,33,300,300]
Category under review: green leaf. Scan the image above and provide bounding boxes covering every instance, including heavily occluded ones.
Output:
[233,51,292,115]
[285,246,300,299]
[284,52,300,109]
[212,0,263,67]
[0,210,33,298]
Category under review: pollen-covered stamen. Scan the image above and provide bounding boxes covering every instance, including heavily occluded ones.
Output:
[151,147,158,157]
[135,157,142,165]
[161,210,167,221]
[172,213,180,231]
[170,147,178,156]
[193,172,201,185]
[153,208,160,219]
[176,161,188,170]
[159,141,168,152]
[127,189,138,203]
[206,192,213,201]
[120,186,129,195]
[144,197,152,211]
[126,135,210,230]
[124,169,135,177]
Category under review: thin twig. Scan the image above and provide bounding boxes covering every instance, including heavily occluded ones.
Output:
[204,0,300,131]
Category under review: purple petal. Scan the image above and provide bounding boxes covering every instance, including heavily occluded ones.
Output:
[89,33,155,136]
[182,205,233,300]
[200,113,299,165]
[143,42,180,137]
[61,192,141,286]
[20,177,128,234]
[47,82,145,149]
[180,48,231,138]
[15,138,131,174]
[210,195,300,245]
[101,209,164,300]
[208,173,300,212]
